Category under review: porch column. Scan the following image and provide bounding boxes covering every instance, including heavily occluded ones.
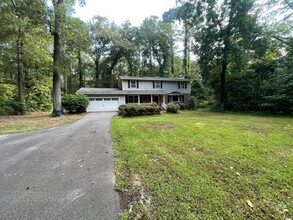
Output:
[162,95,166,104]
[151,95,153,103]
[138,95,141,105]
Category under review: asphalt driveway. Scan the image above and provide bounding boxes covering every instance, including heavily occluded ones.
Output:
[0,112,120,219]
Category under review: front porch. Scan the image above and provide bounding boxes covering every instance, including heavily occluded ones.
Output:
[124,92,189,109]
[125,94,166,107]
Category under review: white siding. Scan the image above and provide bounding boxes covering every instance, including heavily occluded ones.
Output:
[122,80,153,90]
[162,81,190,93]
[121,80,190,93]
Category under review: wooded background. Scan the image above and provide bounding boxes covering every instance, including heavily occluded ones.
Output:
[0,0,292,115]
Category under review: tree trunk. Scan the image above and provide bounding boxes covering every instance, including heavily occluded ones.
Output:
[62,44,67,94]
[17,26,25,114]
[183,20,190,78]
[52,0,63,117]
[220,60,227,111]
[126,56,133,76]
[63,71,68,94]
[78,49,84,88]
[218,0,236,111]
[171,37,175,76]
[149,52,153,76]
[95,55,100,87]
[68,68,73,94]
[107,53,122,87]
[153,47,163,76]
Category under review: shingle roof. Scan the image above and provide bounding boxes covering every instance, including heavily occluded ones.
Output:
[76,88,167,95]
[119,76,190,82]
[76,88,124,94]
[122,90,166,95]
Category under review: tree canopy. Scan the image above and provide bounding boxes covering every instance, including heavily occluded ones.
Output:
[0,0,292,115]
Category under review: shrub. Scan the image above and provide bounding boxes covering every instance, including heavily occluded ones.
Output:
[0,103,14,115]
[0,82,26,115]
[27,85,52,112]
[0,100,25,115]
[0,83,17,103]
[166,103,180,113]
[145,102,159,107]
[118,104,127,115]
[178,103,187,110]
[123,105,139,117]
[188,96,197,110]
[118,104,160,117]
[62,94,89,113]
[141,106,161,115]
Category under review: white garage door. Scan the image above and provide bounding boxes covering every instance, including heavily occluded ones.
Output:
[87,98,119,112]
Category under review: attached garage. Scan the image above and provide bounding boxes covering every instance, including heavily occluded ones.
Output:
[87,97,119,112]
[76,88,126,112]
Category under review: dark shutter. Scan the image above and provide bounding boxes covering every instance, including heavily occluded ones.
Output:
[137,80,139,88]
[128,80,130,88]
[161,81,163,88]
[185,82,187,89]
[178,82,180,89]
[153,81,155,89]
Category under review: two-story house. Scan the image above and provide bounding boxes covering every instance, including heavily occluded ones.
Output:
[76,76,191,112]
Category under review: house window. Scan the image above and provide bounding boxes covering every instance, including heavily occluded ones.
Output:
[178,82,187,89]
[180,82,187,89]
[130,80,137,88]
[127,95,138,103]
[155,81,161,89]
[104,98,111,101]
[180,82,185,89]
[168,95,184,103]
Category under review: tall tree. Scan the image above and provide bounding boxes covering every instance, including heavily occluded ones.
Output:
[88,16,115,87]
[63,17,91,91]
[50,0,85,116]
[140,16,173,77]
[193,0,257,110]
[0,0,47,113]
[163,2,200,78]
[176,2,196,78]
[51,0,64,116]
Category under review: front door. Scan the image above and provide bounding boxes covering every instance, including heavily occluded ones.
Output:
[153,95,160,106]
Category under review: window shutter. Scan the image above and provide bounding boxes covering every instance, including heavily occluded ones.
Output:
[128,80,130,88]
[153,81,155,89]
[161,81,163,88]
[185,82,187,89]
[137,80,139,88]
[178,82,180,89]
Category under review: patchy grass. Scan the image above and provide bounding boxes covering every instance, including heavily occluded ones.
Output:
[0,112,85,135]
[111,111,293,219]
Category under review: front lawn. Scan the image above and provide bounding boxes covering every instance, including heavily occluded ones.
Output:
[111,111,292,219]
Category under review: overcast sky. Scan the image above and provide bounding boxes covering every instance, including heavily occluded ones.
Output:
[74,0,176,26]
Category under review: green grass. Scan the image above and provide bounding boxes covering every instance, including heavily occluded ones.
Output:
[111,111,293,219]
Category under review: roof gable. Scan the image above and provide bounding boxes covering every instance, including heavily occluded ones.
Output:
[119,76,190,82]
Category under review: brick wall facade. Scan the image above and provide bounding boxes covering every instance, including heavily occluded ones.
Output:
[184,94,190,104]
